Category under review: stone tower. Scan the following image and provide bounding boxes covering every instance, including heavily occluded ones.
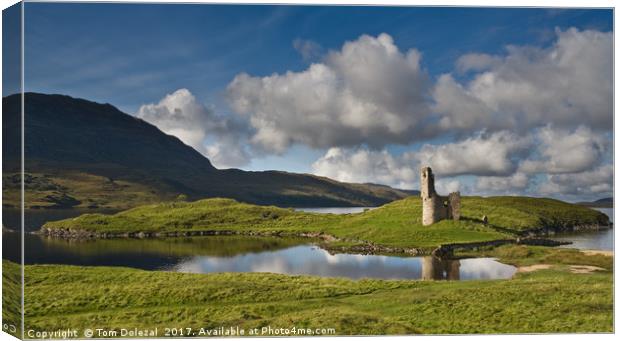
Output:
[420,166,461,226]
[421,167,443,225]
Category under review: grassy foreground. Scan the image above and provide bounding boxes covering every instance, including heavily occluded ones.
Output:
[2,260,21,338]
[42,196,609,250]
[5,250,611,335]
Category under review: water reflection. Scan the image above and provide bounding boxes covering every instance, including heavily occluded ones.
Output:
[594,207,614,223]
[3,208,119,232]
[295,207,375,214]
[4,233,515,280]
[554,229,613,251]
[166,247,516,280]
[553,207,614,251]
[4,233,305,270]
[422,257,460,280]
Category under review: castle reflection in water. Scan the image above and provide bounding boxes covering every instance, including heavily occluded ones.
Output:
[422,256,461,280]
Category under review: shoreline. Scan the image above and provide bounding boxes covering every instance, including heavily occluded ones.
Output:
[37,226,581,258]
[582,249,614,257]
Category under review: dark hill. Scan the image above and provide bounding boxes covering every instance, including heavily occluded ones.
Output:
[2,93,414,209]
[576,197,613,208]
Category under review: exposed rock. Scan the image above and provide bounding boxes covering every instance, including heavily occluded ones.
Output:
[41,192,81,208]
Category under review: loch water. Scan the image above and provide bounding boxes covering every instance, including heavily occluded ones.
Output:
[552,207,614,251]
[1,206,612,280]
[3,233,516,280]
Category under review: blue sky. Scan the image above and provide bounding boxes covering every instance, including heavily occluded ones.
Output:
[21,4,611,110]
[11,3,614,201]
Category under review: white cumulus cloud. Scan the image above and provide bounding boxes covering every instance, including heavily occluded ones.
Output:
[227,33,431,153]
[538,164,613,197]
[310,130,532,190]
[455,53,500,73]
[134,28,612,202]
[475,173,530,193]
[434,28,612,133]
[435,179,462,194]
[136,89,251,168]
[415,131,532,176]
[520,125,607,174]
[311,147,418,189]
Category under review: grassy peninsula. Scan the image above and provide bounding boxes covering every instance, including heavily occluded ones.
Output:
[7,246,612,335]
[41,196,610,251]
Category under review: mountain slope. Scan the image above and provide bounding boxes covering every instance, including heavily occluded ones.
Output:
[2,93,414,208]
[577,197,613,208]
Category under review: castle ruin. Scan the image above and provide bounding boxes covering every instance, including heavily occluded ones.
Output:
[420,167,461,226]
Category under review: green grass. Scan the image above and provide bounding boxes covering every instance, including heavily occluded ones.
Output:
[14,256,611,335]
[2,260,22,338]
[455,244,613,270]
[42,196,609,250]
[460,196,610,231]
[3,172,171,209]
[33,235,310,258]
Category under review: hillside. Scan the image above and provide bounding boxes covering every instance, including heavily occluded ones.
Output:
[2,93,414,209]
[577,197,613,208]
[41,196,610,250]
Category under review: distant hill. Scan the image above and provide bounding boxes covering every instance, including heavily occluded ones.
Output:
[2,93,415,209]
[576,197,613,208]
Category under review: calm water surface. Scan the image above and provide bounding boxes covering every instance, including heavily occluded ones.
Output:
[3,233,516,281]
[553,207,614,251]
[3,208,119,232]
[295,207,375,214]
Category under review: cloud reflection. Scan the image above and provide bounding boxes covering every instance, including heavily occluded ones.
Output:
[173,245,516,280]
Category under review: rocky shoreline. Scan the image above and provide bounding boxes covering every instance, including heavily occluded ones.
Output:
[37,225,580,258]
[431,238,571,258]
[38,226,337,240]
[37,226,427,254]
[518,223,613,237]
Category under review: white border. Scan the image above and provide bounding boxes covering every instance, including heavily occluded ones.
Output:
[0,1,617,341]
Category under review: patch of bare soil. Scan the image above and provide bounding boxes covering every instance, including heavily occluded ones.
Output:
[569,265,606,274]
[581,250,613,257]
[517,264,552,273]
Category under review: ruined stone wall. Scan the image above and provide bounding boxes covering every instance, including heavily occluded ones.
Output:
[448,192,461,221]
[421,167,461,226]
